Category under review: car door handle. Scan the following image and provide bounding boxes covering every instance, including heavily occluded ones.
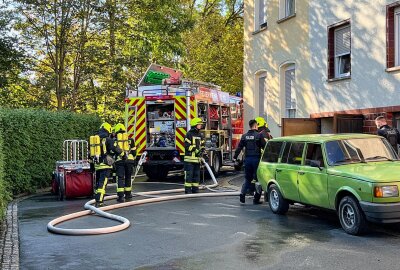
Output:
[298,171,305,175]
[276,169,282,172]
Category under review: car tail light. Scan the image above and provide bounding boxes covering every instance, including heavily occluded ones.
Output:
[374,186,399,198]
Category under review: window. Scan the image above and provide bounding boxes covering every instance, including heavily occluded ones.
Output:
[386,4,400,68]
[262,141,283,162]
[328,21,351,79]
[396,8,400,66]
[284,65,296,118]
[255,0,267,31]
[281,142,304,165]
[305,143,325,167]
[256,72,268,120]
[279,0,295,19]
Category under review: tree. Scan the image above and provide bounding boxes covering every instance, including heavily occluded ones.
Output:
[0,4,24,89]
[181,0,244,94]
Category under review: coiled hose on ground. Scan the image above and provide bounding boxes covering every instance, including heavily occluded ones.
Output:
[47,158,240,235]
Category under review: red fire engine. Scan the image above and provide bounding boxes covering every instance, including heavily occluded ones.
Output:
[125,64,244,179]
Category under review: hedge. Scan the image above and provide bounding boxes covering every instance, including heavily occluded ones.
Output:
[0,111,10,220]
[0,109,101,216]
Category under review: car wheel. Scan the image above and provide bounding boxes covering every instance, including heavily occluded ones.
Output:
[268,184,289,214]
[338,196,367,235]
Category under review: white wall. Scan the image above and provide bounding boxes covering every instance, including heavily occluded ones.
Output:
[309,0,400,113]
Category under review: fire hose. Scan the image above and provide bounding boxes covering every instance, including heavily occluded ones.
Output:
[47,154,240,235]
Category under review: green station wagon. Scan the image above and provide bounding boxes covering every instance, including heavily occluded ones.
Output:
[257,134,400,235]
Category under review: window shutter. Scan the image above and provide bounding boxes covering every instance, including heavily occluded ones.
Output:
[335,26,351,56]
[285,68,295,109]
[286,0,295,16]
[259,76,266,115]
[259,0,265,25]
[396,11,400,65]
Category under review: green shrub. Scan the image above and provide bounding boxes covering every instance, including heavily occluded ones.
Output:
[0,110,11,220]
[0,109,101,196]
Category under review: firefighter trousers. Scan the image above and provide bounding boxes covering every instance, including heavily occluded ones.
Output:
[116,161,134,198]
[241,156,260,200]
[184,162,200,193]
[95,168,111,203]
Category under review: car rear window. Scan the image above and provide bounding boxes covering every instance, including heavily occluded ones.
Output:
[262,141,283,163]
[281,142,305,165]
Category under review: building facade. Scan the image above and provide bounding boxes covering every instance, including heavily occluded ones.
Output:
[244,0,400,136]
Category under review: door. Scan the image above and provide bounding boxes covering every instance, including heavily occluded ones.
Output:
[334,114,363,133]
[276,142,305,202]
[282,118,320,136]
[298,143,329,208]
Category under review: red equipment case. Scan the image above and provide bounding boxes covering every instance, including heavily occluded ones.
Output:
[52,140,93,200]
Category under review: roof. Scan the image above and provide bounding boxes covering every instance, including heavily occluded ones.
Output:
[271,133,380,143]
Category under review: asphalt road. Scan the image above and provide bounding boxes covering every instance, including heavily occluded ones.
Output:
[18,171,400,270]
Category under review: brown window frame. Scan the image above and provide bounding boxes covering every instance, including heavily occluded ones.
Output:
[327,19,351,80]
[387,1,400,69]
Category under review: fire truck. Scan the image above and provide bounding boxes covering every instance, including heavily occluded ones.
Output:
[125,64,244,179]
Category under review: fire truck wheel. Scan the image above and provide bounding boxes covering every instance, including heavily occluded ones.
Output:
[211,152,221,177]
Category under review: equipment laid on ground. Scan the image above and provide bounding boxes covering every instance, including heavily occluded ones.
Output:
[47,156,240,236]
[125,64,244,180]
[52,140,93,201]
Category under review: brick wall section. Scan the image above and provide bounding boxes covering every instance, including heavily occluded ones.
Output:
[363,112,393,134]
[311,105,400,134]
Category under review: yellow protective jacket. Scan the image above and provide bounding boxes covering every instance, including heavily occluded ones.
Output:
[184,127,205,163]
[90,129,122,170]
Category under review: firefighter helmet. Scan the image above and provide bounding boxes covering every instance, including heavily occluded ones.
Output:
[100,122,112,133]
[255,117,268,128]
[114,123,126,133]
[190,117,203,127]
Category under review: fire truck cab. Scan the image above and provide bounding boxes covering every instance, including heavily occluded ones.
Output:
[125,64,244,180]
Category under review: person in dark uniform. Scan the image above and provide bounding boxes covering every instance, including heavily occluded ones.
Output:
[233,119,263,204]
[113,123,137,203]
[184,118,205,194]
[93,122,122,207]
[375,116,400,154]
[255,116,273,149]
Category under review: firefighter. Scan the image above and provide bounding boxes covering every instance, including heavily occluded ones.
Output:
[113,123,137,203]
[255,117,273,149]
[93,122,122,207]
[254,117,273,203]
[184,117,205,194]
[375,116,400,154]
[233,119,263,204]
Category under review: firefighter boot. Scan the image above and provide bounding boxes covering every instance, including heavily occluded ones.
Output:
[117,196,125,203]
[185,187,192,194]
[125,191,133,201]
[240,194,245,204]
[191,186,199,194]
[95,202,104,208]
[253,192,262,205]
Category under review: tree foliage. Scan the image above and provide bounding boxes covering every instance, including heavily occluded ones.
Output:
[0,0,244,118]
[181,0,243,94]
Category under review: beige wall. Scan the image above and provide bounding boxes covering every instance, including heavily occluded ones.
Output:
[244,0,315,137]
[309,0,400,113]
[244,0,400,137]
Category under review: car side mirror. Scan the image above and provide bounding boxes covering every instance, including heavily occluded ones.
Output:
[310,160,323,170]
